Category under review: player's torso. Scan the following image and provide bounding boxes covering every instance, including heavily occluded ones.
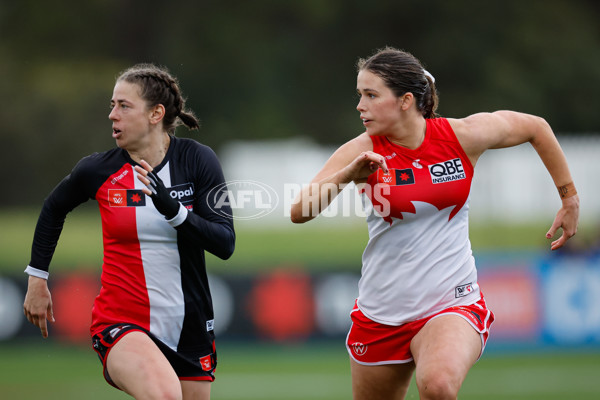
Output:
[88,138,205,348]
[358,118,480,324]
[94,146,196,245]
[365,118,474,223]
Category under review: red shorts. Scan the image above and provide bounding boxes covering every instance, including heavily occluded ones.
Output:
[346,296,494,365]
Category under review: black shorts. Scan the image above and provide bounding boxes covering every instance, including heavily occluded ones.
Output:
[92,323,217,388]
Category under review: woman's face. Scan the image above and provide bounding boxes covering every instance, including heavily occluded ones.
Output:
[356,69,404,136]
[108,80,153,151]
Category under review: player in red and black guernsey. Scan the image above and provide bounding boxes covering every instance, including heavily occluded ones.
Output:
[290,47,579,400]
[23,64,235,400]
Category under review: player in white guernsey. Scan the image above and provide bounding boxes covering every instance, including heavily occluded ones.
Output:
[23,64,235,400]
[290,47,579,400]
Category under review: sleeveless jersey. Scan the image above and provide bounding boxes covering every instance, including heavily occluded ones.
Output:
[28,136,235,353]
[358,118,480,325]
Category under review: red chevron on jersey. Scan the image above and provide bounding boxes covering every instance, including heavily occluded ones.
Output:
[367,118,473,222]
[358,118,479,325]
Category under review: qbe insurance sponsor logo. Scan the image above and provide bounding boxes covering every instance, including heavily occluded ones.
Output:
[428,158,466,184]
[207,180,279,220]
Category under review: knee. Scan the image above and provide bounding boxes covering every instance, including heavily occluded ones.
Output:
[416,370,460,400]
[113,364,182,400]
[138,375,182,400]
[152,386,182,400]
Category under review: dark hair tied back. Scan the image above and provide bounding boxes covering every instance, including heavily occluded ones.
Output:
[117,64,200,133]
[357,47,439,119]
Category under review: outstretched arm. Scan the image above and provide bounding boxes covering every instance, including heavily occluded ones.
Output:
[451,111,579,250]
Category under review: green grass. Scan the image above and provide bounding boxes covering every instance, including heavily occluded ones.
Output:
[0,207,592,274]
[1,342,599,400]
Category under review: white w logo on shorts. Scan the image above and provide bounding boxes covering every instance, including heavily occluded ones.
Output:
[352,342,368,356]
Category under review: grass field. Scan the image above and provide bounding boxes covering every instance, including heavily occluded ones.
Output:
[1,341,599,400]
[3,208,600,399]
[0,207,587,274]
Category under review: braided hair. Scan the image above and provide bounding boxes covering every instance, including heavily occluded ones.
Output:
[117,64,200,133]
[357,47,439,119]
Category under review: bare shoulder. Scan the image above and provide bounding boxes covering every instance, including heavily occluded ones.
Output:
[448,111,548,164]
[447,112,507,138]
[450,111,546,139]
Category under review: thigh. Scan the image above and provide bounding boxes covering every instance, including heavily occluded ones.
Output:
[350,358,415,400]
[410,314,481,395]
[107,331,182,399]
[181,380,211,400]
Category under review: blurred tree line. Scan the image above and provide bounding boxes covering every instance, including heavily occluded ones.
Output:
[0,0,598,206]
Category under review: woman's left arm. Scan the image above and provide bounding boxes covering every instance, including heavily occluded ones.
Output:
[135,153,235,260]
[449,110,579,250]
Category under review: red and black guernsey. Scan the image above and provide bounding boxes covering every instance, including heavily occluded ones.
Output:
[29,136,235,354]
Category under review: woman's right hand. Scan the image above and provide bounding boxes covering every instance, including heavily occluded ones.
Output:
[23,276,55,338]
[339,151,388,183]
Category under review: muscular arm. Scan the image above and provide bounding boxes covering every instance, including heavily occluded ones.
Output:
[450,111,573,185]
[290,133,387,223]
[449,111,579,250]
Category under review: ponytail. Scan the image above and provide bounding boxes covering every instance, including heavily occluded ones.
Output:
[420,72,439,119]
[178,110,200,130]
[117,64,200,133]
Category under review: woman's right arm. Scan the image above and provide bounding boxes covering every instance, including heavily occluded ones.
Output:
[23,276,54,338]
[290,133,386,223]
[23,158,93,337]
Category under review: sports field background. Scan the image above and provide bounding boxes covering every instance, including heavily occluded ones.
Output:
[2,341,600,400]
[2,207,596,273]
[2,2,599,398]
[2,209,600,399]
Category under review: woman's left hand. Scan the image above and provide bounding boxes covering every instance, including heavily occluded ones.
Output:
[135,160,180,219]
[546,195,580,250]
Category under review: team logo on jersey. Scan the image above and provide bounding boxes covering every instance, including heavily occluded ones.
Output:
[412,159,423,169]
[377,168,415,186]
[199,354,213,371]
[351,342,368,356]
[455,283,474,298]
[108,189,146,207]
[428,158,466,184]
